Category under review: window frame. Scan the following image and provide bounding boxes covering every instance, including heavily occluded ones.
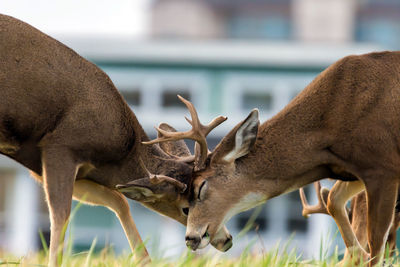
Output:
[221,72,315,120]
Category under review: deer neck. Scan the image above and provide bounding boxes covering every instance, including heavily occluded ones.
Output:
[235,90,334,198]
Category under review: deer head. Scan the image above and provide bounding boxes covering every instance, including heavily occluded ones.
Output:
[184,109,260,251]
[117,95,232,250]
[141,95,235,251]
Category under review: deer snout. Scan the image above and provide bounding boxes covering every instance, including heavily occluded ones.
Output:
[185,226,210,251]
[213,234,233,252]
[210,226,233,252]
[185,235,201,251]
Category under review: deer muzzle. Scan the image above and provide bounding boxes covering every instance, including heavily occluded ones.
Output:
[185,230,210,251]
[211,233,233,252]
[185,225,233,252]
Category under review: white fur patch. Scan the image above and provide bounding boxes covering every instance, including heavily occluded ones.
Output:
[222,192,266,225]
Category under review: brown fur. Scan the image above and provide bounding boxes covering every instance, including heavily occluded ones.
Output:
[0,14,195,266]
[185,51,400,266]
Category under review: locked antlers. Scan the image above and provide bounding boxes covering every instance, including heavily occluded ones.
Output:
[137,156,187,193]
[143,95,227,171]
[116,157,188,202]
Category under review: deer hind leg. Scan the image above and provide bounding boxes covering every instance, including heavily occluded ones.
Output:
[364,177,398,266]
[42,147,78,267]
[72,179,149,259]
[325,180,368,261]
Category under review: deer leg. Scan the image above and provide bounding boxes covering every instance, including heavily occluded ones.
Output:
[42,147,77,267]
[72,179,149,259]
[326,180,368,261]
[349,192,369,253]
[387,212,400,256]
[364,178,398,266]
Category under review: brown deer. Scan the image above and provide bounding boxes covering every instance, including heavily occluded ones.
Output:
[146,51,400,266]
[300,181,400,261]
[0,14,229,266]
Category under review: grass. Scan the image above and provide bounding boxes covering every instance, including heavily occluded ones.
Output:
[0,244,333,267]
[1,205,399,266]
[2,237,399,267]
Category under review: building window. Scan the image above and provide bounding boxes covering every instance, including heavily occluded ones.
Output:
[162,90,191,108]
[72,203,115,228]
[228,16,291,40]
[242,91,273,111]
[121,90,141,107]
[236,206,268,233]
[286,190,309,233]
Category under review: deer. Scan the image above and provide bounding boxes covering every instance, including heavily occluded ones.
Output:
[145,51,400,266]
[299,181,400,261]
[0,14,230,266]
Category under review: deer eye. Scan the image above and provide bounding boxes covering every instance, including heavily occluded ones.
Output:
[198,180,208,201]
[182,207,189,216]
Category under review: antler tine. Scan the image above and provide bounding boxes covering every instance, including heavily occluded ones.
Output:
[299,182,329,218]
[178,95,227,134]
[185,116,193,126]
[142,127,192,145]
[142,95,227,171]
[204,115,228,136]
[177,95,201,127]
[137,156,187,192]
[138,157,152,178]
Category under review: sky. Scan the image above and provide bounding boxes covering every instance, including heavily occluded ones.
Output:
[0,0,150,37]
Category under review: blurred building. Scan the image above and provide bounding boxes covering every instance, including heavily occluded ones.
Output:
[151,0,400,48]
[1,0,399,260]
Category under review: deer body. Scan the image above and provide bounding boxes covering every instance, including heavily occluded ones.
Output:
[178,52,400,266]
[0,14,206,266]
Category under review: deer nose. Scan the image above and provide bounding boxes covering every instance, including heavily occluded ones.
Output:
[185,235,201,251]
[214,234,233,252]
[222,234,233,251]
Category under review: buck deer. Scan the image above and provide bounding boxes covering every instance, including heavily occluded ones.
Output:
[0,14,230,266]
[300,181,400,261]
[146,51,400,266]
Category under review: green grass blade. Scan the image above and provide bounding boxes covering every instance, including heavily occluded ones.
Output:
[38,230,49,256]
[84,237,97,267]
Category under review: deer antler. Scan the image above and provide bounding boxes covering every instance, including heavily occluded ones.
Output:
[299,182,329,218]
[143,95,227,171]
[138,157,187,193]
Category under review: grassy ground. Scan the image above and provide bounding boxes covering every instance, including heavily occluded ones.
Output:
[1,241,399,267]
[1,206,399,266]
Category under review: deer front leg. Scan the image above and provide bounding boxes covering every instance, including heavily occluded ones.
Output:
[326,180,368,261]
[72,179,149,259]
[42,147,78,267]
[349,192,369,252]
[364,178,398,266]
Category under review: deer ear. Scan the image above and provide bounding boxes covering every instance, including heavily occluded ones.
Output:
[116,178,180,202]
[157,123,191,157]
[211,109,259,164]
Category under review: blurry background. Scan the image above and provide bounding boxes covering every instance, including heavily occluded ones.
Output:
[0,0,399,260]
